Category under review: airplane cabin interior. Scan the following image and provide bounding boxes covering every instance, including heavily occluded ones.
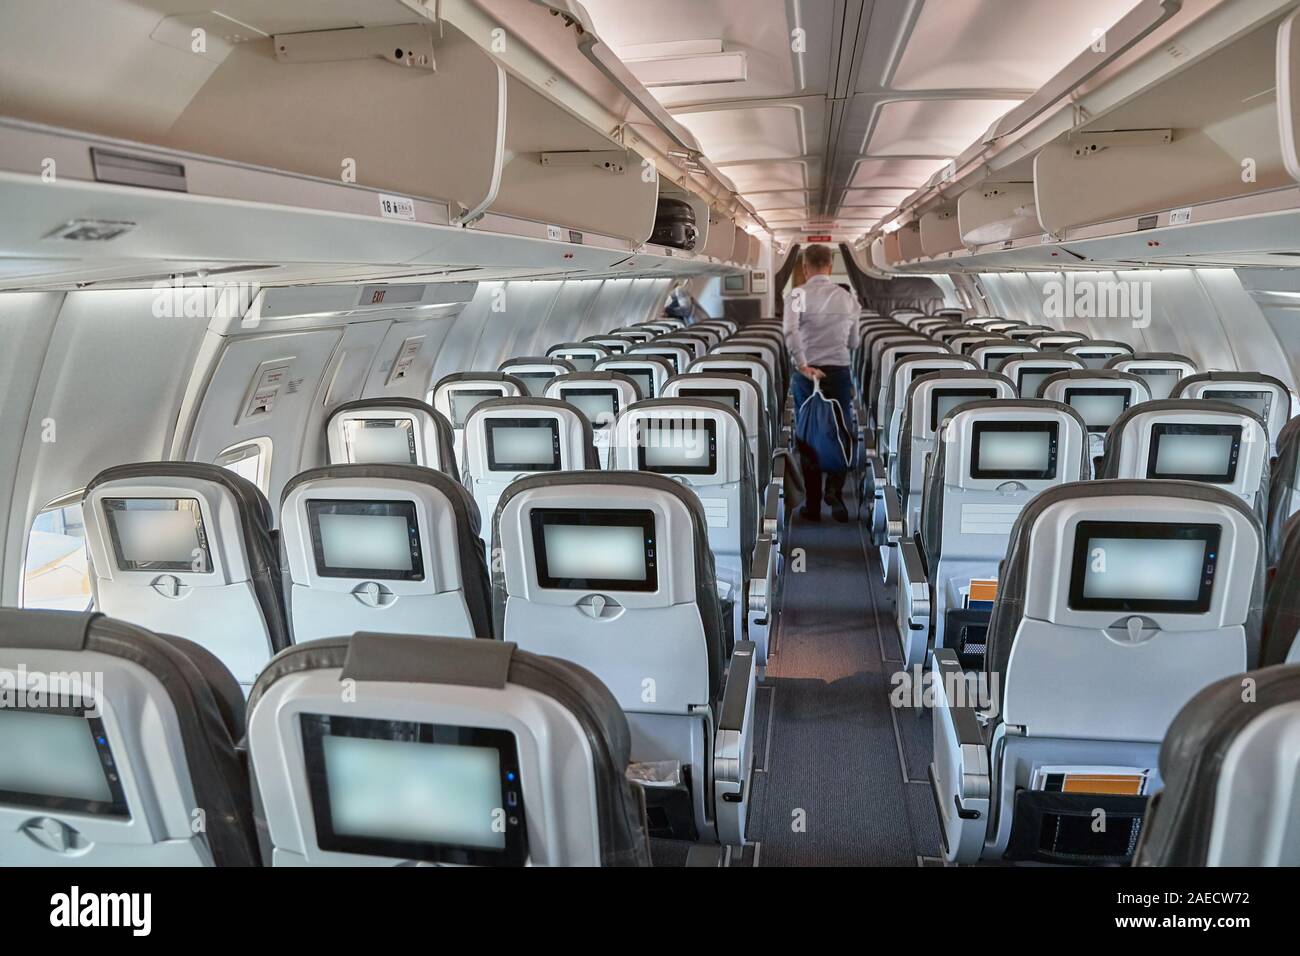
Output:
[2,0,1300,904]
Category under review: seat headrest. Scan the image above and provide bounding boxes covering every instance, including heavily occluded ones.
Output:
[499,356,576,372]
[325,397,459,480]
[1109,351,1196,367]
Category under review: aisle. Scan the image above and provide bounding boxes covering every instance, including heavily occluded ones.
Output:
[746,491,943,866]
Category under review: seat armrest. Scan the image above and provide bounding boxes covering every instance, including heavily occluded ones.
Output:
[864,450,887,493]
[881,485,904,541]
[761,482,779,536]
[747,535,776,664]
[929,647,990,863]
[897,538,931,668]
[713,641,757,846]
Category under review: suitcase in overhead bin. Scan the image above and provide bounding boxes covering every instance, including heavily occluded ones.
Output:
[651,197,698,250]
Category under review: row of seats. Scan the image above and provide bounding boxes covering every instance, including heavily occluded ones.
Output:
[867,308,1300,867]
[8,314,798,863]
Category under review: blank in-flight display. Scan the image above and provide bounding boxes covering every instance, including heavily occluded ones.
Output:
[1069,521,1219,613]
[1065,389,1130,432]
[342,419,416,464]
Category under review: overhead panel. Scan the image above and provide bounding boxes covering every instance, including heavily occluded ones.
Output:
[887,0,1145,91]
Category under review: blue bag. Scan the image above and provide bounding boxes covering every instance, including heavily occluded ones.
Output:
[795,378,855,474]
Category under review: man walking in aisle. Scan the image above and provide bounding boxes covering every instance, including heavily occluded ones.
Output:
[783,244,860,522]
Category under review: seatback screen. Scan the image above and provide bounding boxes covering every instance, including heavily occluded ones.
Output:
[970,422,1058,480]
[981,350,1020,371]
[1064,388,1131,432]
[679,387,741,413]
[1018,367,1072,398]
[1073,350,1122,370]
[552,352,597,372]
[930,389,998,430]
[909,365,955,386]
[0,708,129,818]
[103,497,210,573]
[1131,367,1182,400]
[450,389,503,428]
[530,508,657,592]
[638,418,718,475]
[300,714,526,866]
[510,371,557,397]
[561,388,618,426]
[641,352,680,374]
[708,366,752,378]
[1069,521,1220,613]
[1147,423,1241,482]
[307,500,423,580]
[1203,389,1272,422]
[485,419,561,472]
[625,369,656,399]
[342,418,417,464]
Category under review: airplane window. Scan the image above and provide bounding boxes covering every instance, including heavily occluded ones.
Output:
[215,437,273,495]
[21,500,91,611]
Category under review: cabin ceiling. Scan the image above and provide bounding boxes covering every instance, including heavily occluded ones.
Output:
[580,0,1144,245]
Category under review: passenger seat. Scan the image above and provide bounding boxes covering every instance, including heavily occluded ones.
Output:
[0,608,258,866]
[83,461,289,691]
[246,632,652,866]
[279,464,492,642]
[1134,662,1300,866]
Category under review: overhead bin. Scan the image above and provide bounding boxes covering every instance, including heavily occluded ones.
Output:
[481,73,658,245]
[958,183,1040,247]
[703,210,738,261]
[897,221,924,262]
[919,205,963,258]
[1034,11,1299,236]
[0,4,728,287]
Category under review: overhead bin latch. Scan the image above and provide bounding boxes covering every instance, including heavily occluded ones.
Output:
[1070,128,1172,158]
[540,150,628,174]
[273,24,436,71]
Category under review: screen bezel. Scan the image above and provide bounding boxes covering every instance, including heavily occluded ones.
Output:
[559,387,619,425]
[638,351,680,374]
[981,350,1021,371]
[708,366,753,378]
[341,418,418,465]
[530,508,658,592]
[678,387,742,413]
[969,421,1059,480]
[1063,387,1132,433]
[299,713,527,867]
[1017,366,1073,397]
[930,389,999,431]
[509,371,559,397]
[1145,422,1242,483]
[623,369,656,399]
[1068,520,1220,614]
[636,418,718,475]
[1201,389,1272,422]
[0,705,131,819]
[102,497,211,574]
[449,388,506,427]
[306,499,424,581]
[484,418,562,472]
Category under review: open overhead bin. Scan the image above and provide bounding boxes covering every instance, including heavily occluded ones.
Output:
[1034,9,1299,238]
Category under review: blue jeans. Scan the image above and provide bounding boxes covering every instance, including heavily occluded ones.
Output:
[793,365,855,508]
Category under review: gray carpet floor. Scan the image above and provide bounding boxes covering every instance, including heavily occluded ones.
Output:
[745,490,943,866]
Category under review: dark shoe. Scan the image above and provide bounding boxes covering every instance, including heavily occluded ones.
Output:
[829,499,849,523]
[799,505,822,522]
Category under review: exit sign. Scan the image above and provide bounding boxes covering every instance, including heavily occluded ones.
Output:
[805,234,833,242]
